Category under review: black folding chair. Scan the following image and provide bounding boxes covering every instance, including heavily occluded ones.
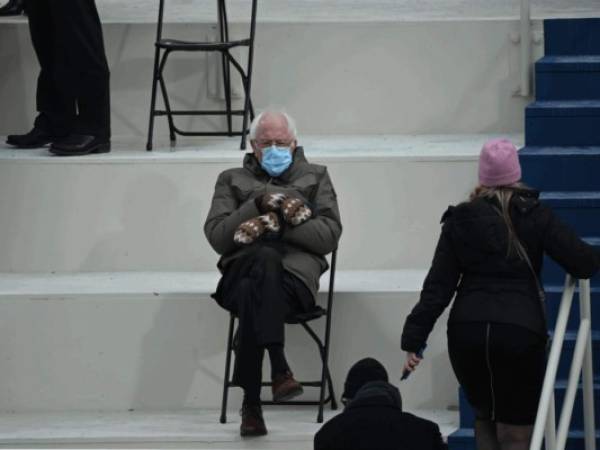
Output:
[220,249,339,424]
[146,0,257,151]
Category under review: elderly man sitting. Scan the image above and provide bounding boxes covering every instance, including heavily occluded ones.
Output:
[204,110,342,437]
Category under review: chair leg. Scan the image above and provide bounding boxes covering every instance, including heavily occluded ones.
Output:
[240,0,258,150]
[320,310,336,422]
[218,0,233,136]
[157,51,177,144]
[146,47,161,151]
[240,78,251,151]
[300,322,332,423]
[220,315,236,424]
[326,365,338,410]
[317,349,328,423]
[221,51,233,136]
[225,56,251,151]
[248,97,255,122]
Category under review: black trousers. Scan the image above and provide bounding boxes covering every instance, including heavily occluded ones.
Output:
[214,244,314,395]
[23,0,110,138]
[448,321,547,425]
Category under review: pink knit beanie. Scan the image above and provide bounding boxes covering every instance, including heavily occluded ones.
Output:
[478,138,522,187]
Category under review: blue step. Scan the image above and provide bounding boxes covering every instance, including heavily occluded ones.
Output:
[520,147,600,191]
[542,237,600,286]
[452,17,600,450]
[555,379,600,429]
[525,101,600,147]
[546,285,600,331]
[536,56,600,101]
[544,18,600,56]
[458,375,600,430]
[554,333,600,382]
[448,427,600,450]
[540,192,600,236]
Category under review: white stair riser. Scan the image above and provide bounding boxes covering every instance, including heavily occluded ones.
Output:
[0,291,456,413]
[0,19,539,137]
[0,157,478,272]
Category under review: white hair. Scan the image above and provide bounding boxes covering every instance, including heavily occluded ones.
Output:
[249,110,298,141]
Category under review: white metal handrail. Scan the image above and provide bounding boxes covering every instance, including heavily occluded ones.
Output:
[530,275,596,450]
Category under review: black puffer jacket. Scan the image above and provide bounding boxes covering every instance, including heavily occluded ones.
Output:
[401,189,600,353]
[314,381,447,450]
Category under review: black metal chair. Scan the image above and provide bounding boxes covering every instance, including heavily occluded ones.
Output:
[146,0,257,151]
[220,249,339,424]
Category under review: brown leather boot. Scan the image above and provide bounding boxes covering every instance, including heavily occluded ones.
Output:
[272,371,304,402]
[240,404,267,437]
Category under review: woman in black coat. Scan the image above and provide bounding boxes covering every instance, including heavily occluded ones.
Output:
[401,139,599,450]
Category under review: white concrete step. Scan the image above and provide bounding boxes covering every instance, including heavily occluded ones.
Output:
[0,270,459,415]
[0,408,458,448]
[0,14,542,137]
[0,134,522,273]
[0,270,426,299]
[1,0,598,24]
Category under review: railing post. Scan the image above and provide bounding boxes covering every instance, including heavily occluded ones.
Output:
[519,0,531,97]
[530,276,595,450]
[556,319,591,450]
[579,280,596,450]
[530,275,576,450]
[545,398,557,450]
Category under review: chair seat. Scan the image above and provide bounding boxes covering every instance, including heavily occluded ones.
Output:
[286,306,327,324]
[157,38,251,51]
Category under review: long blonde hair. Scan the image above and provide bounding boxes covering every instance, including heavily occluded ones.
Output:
[469,182,529,257]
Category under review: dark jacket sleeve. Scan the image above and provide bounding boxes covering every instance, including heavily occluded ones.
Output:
[314,422,339,450]
[401,219,462,353]
[541,205,600,279]
[204,171,261,256]
[282,169,342,255]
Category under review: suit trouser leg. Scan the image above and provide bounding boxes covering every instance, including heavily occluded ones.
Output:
[49,0,110,138]
[24,0,75,134]
[223,244,309,405]
[233,277,266,404]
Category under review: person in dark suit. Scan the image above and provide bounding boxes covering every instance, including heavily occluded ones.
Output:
[6,0,111,156]
[314,358,447,450]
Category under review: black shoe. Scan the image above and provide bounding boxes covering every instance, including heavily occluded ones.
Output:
[0,0,24,16]
[50,134,111,156]
[240,404,267,437]
[6,127,63,148]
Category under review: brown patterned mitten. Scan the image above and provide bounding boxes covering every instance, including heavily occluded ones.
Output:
[234,213,281,245]
[256,192,288,213]
[281,197,312,226]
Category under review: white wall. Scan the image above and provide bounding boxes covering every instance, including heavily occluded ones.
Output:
[0,290,456,413]
[0,10,540,415]
[0,19,541,138]
[0,148,480,273]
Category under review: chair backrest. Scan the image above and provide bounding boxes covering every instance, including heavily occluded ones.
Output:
[154,0,259,43]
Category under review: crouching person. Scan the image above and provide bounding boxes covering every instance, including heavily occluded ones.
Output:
[204,110,342,437]
[315,358,447,450]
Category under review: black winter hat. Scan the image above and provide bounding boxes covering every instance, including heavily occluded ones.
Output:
[341,358,389,402]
